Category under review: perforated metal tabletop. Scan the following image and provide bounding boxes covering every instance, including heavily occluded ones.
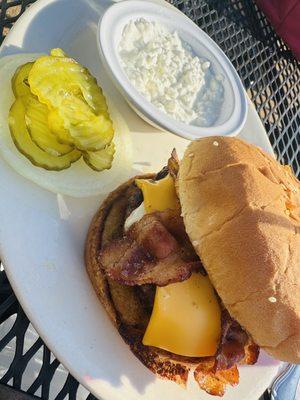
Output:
[0,0,299,399]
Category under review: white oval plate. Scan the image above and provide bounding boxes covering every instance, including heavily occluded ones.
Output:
[0,1,280,400]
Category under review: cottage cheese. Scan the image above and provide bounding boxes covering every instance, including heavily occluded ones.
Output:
[118,18,224,127]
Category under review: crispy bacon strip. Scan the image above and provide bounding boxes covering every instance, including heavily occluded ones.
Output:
[194,363,239,397]
[132,342,190,387]
[130,212,179,259]
[214,310,249,371]
[193,312,259,396]
[131,209,197,261]
[214,311,259,371]
[242,342,260,365]
[99,210,201,286]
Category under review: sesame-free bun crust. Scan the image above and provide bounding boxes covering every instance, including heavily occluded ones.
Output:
[178,137,300,364]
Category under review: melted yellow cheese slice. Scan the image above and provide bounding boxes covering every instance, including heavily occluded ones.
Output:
[143,273,221,357]
[136,174,179,213]
[138,173,221,357]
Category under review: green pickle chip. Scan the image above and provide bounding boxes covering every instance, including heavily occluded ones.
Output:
[28,54,109,113]
[9,49,115,172]
[83,142,115,171]
[12,62,34,99]
[25,96,74,156]
[9,99,81,171]
[47,109,74,146]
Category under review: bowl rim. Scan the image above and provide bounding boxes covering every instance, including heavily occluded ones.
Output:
[97,0,248,139]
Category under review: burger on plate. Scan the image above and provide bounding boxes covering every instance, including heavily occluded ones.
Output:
[85,137,300,396]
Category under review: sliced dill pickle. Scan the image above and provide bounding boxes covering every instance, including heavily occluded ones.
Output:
[50,48,67,57]
[47,109,74,146]
[12,62,34,98]
[87,76,108,114]
[9,99,81,171]
[58,95,114,151]
[28,53,109,113]
[83,142,115,171]
[67,114,114,151]
[25,96,74,156]
[59,94,95,122]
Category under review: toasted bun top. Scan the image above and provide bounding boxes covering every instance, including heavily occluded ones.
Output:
[178,136,300,364]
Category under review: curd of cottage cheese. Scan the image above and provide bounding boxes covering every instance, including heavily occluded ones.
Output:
[118,18,224,127]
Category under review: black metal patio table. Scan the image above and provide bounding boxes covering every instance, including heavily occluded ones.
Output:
[0,0,299,399]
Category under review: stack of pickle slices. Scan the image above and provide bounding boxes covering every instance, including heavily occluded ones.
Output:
[8,48,115,171]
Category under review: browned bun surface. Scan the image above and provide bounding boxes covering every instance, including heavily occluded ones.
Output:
[178,136,300,364]
[85,174,201,387]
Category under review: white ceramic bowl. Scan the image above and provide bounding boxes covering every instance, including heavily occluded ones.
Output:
[98,0,248,140]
